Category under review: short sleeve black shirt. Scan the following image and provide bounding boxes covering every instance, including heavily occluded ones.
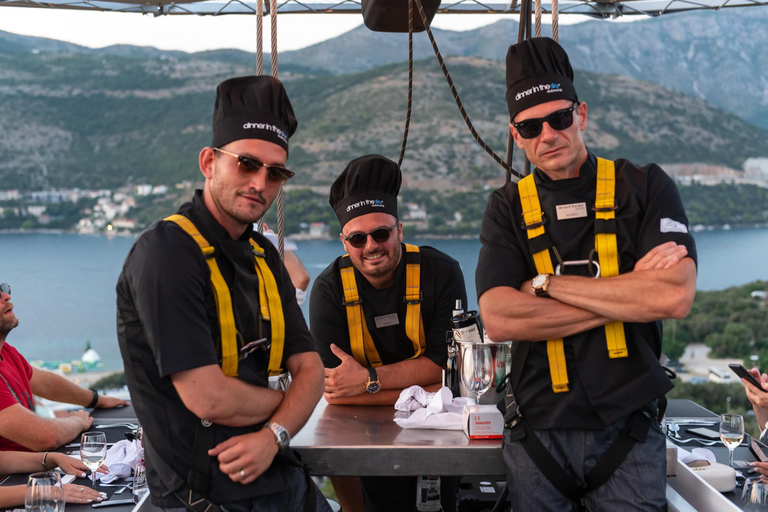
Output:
[116,190,317,506]
[476,153,697,430]
[310,245,467,369]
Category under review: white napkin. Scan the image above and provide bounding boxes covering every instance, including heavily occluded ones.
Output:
[96,439,143,483]
[677,446,717,465]
[393,386,473,430]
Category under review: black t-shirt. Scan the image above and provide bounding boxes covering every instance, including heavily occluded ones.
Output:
[116,190,317,506]
[476,153,697,430]
[310,245,467,369]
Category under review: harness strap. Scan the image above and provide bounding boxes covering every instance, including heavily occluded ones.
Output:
[594,158,628,359]
[404,244,427,359]
[340,244,426,368]
[165,215,239,377]
[164,215,285,377]
[250,240,286,376]
[518,176,568,393]
[340,258,381,368]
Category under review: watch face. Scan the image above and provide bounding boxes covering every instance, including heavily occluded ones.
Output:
[366,381,381,394]
[532,274,546,288]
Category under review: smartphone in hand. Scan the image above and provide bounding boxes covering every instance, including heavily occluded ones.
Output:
[729,363,765,391]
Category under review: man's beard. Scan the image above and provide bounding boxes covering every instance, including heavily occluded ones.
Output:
[0,315,18,338]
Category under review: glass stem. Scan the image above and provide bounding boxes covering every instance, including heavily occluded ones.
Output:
[729,448,734,467]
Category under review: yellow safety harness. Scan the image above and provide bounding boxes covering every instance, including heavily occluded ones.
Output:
[340,243,426,368]
[517,157,628,393]
[164,214,285,377]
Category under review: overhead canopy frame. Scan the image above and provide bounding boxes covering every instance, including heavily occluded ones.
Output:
[1,0,767,18]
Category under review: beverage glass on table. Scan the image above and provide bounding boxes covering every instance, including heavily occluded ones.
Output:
[460,343,493,405]
[743,480,768,511]
[719,414,745,467]
[80,432,107,489]
[25,471,65,512]
[132,462,149,504]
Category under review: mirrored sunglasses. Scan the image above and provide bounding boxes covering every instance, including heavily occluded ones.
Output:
[342,222,399,249]
[512,105,578,139]
[213,148,294,183]
[0,283,10,296]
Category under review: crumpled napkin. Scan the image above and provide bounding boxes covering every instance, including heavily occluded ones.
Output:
[677,446,717,465]
[393,386,473,430]
[96,439,143,483]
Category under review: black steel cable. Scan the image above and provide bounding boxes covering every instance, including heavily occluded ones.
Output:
[397,0,414,169]
[413,0,524,180]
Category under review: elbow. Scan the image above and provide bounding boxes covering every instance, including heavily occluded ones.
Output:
[666,286,696,320]
[185,399,227,422]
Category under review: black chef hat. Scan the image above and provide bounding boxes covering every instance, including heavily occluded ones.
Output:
[329,155,401,228]
[211,75,298,153]
[505,37,578,121]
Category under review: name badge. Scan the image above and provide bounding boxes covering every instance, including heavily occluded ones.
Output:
[556,202,588,220]
[374,313,399,328]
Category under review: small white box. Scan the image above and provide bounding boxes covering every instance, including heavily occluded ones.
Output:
[462,404,503,439]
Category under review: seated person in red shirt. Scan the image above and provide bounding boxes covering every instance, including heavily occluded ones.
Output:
[0,282,129,451]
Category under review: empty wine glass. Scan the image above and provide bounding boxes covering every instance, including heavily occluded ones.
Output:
[719,414,745,467]
[460,343,493,405]
[25,471,65,512]
[80,432,107,489]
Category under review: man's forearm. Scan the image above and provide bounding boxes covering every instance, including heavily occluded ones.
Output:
[376,356,441,390]
[171,365,284,427]
[30,369,92,407]
[268,352,324,436]
[547,258,697,323]
[480,286,609,343]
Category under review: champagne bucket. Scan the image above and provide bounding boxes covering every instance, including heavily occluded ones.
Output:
[456,340,513,405]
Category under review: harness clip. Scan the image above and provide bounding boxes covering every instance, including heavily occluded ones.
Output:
[555,260,601,278]
[520,212,547,231]
[403,292,424,305]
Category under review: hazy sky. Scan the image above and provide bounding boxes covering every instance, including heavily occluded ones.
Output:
[0,8,533,53]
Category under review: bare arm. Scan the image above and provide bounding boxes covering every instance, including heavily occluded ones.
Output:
[323,344,442,402]
[207,351,325,484]
[0,405,92,451]
[29,369,129,409]
[283,250,310,292]
[481,242,695,343]
[546,254,696,323]
[326,383,442,406]
[170,364,285,426]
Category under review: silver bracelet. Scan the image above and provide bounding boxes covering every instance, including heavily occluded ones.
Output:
[42,451,49,470]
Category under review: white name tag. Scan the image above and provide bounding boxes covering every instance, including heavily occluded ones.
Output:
[374,313,399,328]
[556,202,588,220]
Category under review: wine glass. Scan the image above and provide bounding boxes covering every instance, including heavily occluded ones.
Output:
[80,432,107,489]
[743,479,768,511]
[25,471,65,512]
[719,414,745,467]
[460,343,493,405]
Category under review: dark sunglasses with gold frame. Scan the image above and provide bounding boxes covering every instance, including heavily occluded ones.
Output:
[213,148,294,183]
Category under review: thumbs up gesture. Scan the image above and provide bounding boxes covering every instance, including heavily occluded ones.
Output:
[323,344,369,399]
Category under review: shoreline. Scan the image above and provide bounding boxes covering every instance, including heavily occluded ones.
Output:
[3,222,768,239]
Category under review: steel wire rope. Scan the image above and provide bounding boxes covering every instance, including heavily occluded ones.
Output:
[255,0,266,234]
[412,0,524,180]
[269,0,286,260]
[397,0,414,169]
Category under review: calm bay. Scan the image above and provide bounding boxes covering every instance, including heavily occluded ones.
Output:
[1,227,765,371]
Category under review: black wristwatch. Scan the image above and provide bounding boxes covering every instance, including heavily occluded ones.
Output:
[365,368,381,394]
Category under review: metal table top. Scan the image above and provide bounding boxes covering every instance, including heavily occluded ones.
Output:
[292,399,505,476]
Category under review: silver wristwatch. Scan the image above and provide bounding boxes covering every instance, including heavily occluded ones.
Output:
[265,421,290,450]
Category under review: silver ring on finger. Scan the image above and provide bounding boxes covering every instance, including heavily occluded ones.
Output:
[240,470,246,478]
[79,488,84,493]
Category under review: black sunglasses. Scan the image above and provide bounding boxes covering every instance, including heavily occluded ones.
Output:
[0,283,9,296]
[512,104,578,139]
[342,222,399,249]
[213,148,294,183]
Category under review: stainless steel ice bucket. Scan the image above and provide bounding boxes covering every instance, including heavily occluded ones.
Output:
[456,340,513,405]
